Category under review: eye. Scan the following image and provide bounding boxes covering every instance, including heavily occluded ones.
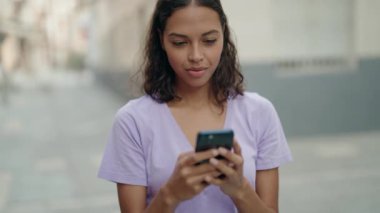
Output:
[203,39,217,45]
[172,41,187,47]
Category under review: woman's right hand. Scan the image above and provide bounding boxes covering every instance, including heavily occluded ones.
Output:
[161,149,220,206]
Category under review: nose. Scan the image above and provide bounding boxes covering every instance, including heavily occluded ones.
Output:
[188,44,204,63]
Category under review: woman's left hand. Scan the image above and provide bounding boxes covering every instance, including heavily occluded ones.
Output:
[204,140,246,198]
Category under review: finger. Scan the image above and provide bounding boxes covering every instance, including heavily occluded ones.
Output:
[177,152,196,167]
[186,173,213,185]
[217,147,243,166]
[185,163,217,177]
[231,141,243,173]
[183,149,219,166]
[193,182,208,194]
[215,159,235,168]
[232,140,242,156]
[185,176,210,194]
[217,159,233,166]
[210,170,222,178]
[204,175,224,186]
[209,158,236,178]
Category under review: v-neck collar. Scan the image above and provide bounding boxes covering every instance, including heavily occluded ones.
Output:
[162,99,232,150]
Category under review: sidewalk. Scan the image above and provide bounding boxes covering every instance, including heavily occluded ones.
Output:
[281,131,380,213]
[0,72,123,213]
[0,72,379,212]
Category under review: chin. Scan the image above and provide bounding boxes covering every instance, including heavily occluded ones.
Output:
[187,80,211,89]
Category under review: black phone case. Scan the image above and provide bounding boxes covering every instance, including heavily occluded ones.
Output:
[195,129,234,166]
[195,129,234,152]
[195,129,234,179]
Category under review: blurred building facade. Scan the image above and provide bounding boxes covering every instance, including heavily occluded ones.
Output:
[0,0,91,73]
[86,0,153,98]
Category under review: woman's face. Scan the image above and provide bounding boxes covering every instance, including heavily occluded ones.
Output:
[162,4,224,91]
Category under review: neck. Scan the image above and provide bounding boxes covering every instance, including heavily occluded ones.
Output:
[171,83,213,109]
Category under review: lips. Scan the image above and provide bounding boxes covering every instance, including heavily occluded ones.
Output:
[186,67,207,78]
[187,67,206,72]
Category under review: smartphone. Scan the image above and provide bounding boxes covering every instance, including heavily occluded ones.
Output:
[195,129,234,163]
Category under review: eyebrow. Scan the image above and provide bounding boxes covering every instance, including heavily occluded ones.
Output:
[168,30,220,38]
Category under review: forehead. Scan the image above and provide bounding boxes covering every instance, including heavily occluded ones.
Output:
[164,5,222,36]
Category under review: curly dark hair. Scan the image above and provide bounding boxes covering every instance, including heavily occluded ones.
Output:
[142,0,244,107]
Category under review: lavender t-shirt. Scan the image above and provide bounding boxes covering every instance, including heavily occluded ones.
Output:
[98,92,292,213]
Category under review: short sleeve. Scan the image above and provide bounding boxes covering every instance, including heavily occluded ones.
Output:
[97,109,147,186]
[256,100,293,170]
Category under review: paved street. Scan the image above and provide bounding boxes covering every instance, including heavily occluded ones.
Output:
[0,72,122,213]
[1,72,379,213]
[280,131,380,213]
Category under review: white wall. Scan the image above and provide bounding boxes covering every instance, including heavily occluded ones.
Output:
[223,0,276,63]
[356,0,380,58]
[88,0,147,71]
[223,0,380,63]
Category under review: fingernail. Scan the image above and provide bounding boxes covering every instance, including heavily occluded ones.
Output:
[210,158,218,165]
[212,149,218,156]
[218,147,227,155]
[205,176,212,182]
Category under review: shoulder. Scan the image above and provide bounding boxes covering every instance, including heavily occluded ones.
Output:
[232,92,275,113]
[115,95,162,123]
[231,92,279,134]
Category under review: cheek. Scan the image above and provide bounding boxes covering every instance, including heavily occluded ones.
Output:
[209,45,223,67]
[166,52,183,72]
[211,39,224,59]
[163,40,184,72]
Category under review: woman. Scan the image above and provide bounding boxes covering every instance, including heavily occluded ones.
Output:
[98,0,292,212]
